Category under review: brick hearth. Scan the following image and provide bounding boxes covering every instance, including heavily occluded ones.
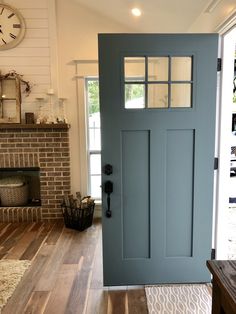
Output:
[0,124,71,222]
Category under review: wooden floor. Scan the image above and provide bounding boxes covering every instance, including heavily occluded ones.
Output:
[0,219,148,314]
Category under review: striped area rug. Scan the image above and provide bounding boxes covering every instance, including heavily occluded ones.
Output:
[145,284,212,314]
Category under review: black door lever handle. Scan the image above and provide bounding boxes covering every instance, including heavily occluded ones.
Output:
[104,180,113,194]
[106,194,112,218]
[104,181,113,218]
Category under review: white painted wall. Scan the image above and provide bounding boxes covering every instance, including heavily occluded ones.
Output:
[0,0,57,121]
[55,0,135,195]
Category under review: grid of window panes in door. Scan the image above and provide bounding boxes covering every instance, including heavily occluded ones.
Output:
[87,79,101,200]
[124,56,193,109]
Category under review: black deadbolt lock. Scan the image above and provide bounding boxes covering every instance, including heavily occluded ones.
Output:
[104,164,113,175]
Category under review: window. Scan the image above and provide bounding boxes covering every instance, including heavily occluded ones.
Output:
[124,56,193,109]
[86,78,101,200]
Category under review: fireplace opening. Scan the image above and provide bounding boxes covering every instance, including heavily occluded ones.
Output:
[0,167,41,207]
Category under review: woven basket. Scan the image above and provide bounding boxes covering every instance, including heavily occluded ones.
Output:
[62,203,95,231]
[0,184,29,206]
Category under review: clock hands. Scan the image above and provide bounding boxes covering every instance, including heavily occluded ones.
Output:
[0,16,5,43]
[0,28,17,44]
[0,23,18,41]
[8,13,15,19]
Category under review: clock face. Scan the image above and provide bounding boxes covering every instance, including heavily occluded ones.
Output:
[0,4,25,50]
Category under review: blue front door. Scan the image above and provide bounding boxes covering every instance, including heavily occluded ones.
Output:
[99,34,218,285]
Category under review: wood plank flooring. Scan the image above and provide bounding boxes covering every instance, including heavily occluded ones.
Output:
[0,219,148,314]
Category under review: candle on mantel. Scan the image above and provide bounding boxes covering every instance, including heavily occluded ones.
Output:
[58,97,68,123]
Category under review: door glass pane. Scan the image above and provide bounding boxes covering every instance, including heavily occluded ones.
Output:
[91,175,101,199]
[171,57,192,81]
[90,154,101,175]
[171,84,191,108]
[148,57,168,81]
[124,57,145,82]
[148,84,168,108]
[125,84,145,108]
[124,56,193,110]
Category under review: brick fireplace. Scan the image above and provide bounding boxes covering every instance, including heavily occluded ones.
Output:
[0,124,71,222]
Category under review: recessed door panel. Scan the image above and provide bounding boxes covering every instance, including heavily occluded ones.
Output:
[166,129,195,257]
[122,130,150,259]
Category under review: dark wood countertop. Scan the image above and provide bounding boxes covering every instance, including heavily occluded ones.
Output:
[207,260,236,313]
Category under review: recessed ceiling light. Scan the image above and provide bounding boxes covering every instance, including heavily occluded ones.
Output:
[131,8,141,17]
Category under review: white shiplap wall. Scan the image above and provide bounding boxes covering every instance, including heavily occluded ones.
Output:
[0,0,57,121]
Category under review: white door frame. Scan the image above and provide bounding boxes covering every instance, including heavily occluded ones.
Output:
[215,24,236,259]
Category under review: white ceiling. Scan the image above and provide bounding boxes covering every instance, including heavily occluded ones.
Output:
[74,0,213,32]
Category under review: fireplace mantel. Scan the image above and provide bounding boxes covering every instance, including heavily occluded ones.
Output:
[0,123,70,130]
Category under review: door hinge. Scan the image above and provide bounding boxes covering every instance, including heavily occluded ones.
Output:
[211,248,216,260]
[214,157,218,170]
[217,58,222,72]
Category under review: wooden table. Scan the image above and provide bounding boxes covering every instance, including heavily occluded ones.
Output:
[207,260,236,314]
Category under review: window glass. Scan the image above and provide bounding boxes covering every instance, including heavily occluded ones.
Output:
[171,57,192,81]
[90,154,101,175]
[124,56,193,109]
[87,79,101,200]
[148,84,168,108]
[124,57,145,82]
[148,57,169,81]
[171,84,191,108]
[90,175,101,199]
[89,127,101,150]
[125,84,145,108]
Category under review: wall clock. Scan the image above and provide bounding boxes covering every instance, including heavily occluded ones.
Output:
[0,3,26,50]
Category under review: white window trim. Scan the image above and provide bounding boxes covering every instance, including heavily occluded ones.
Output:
[85,77,101,201]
